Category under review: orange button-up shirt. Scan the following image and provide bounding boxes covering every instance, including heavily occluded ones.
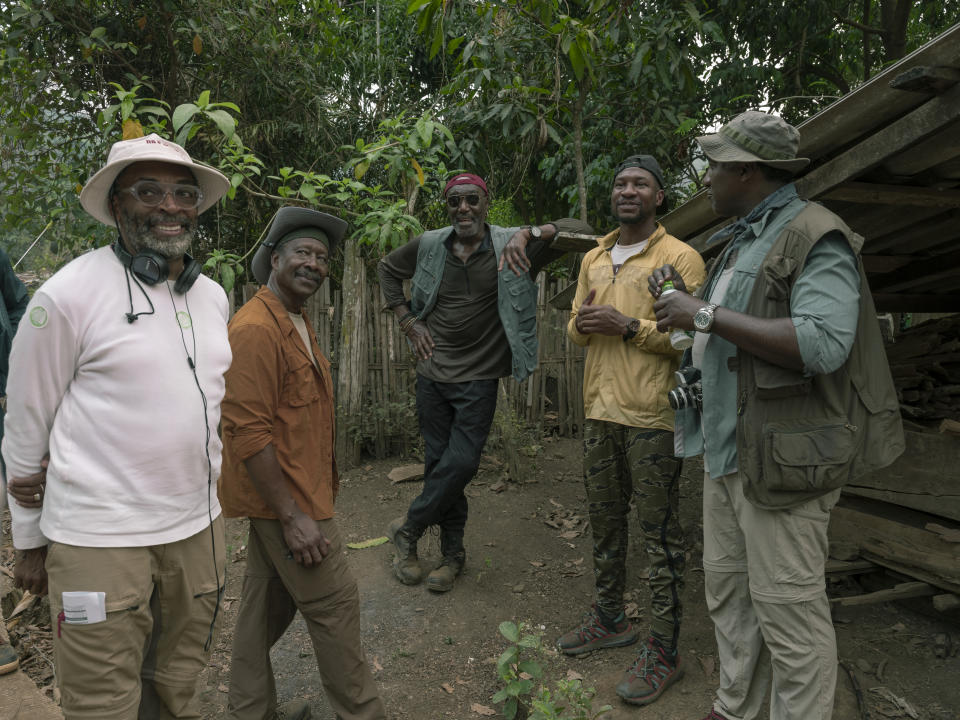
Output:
[218,286,338,520]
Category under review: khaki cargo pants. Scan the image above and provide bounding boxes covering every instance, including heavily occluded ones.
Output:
[47,516,225,720]
[703,471,841,720]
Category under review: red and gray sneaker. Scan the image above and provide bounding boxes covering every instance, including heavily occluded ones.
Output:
[700,711,728,720]
[615,637,684,705]
[556,605,638,656]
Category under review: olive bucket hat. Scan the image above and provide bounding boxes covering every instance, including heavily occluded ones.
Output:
[252,207,348,285]
[696,111,810,174]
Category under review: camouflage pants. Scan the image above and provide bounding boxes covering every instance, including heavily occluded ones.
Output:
[583,419,685,651]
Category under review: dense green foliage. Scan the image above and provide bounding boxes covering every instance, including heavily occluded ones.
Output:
[1,0,957,284]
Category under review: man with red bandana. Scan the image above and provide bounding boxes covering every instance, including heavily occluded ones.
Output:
[378,173,591,592]
[2,134,232,719]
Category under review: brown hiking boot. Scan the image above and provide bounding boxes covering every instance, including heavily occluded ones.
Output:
[388,516,423,585]
[425,553,465,593]
[616,637,684,706]
[557,605,638,655]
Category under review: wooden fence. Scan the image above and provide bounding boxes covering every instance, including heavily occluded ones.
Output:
[233,271,586,463]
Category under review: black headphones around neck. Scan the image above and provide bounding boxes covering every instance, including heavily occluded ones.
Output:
[112,241,201,294]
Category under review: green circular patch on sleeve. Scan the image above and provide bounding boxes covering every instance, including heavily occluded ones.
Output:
[29,306,49,328]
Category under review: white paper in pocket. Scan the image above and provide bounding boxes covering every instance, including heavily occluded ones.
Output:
[61,591,107,624]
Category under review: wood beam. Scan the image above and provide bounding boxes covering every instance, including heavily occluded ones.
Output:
[862,255,913,273]
[831,581,938,606]
[796,80,960,200]
[823,181,960,208]
[798,25,960,160]
[866,210,960,254]
[872,293,960,312]
[883,121,960,177]
[551,231,599,254]
[870,248,960,292]
[890,65,960,94]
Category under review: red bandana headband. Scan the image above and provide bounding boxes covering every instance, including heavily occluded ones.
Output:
[443,173,488,197]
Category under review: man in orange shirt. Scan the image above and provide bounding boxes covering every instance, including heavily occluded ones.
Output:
[219,207,386,720]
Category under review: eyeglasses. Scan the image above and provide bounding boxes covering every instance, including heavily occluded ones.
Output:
[119,180,204,209]
[446,194,481,208]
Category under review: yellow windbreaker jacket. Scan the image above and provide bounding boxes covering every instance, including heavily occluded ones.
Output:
[567,224,705,430]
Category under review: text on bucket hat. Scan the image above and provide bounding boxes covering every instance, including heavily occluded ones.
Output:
[252,206,348,285]
[443,173,488,197]
[80,134,230,226]
[695,111,810,174]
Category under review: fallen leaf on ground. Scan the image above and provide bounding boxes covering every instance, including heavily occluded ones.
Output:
[372,656,383,672]
[10,590,37,619]
[441,682,454,694]
[218,684,229,693]
[489,481,507,493]
[566,669,584,681]
[697,654,716,678]
[529,561,545,567]
[471,704,496,716]
[346,536,389,549]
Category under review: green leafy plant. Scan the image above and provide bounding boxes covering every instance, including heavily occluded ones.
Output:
[493,621,612,720]
[493,621,544,719]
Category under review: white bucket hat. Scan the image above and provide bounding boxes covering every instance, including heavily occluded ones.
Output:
[80,133,230,225]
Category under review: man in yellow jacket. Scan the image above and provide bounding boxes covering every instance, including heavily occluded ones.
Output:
[559,155,705,708]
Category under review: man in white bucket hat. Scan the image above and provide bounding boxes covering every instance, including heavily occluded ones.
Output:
[2,133,233,719]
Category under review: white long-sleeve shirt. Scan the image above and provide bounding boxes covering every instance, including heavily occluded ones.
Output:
[2,246,231,549]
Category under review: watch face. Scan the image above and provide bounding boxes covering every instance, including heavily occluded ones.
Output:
[529,225,542,239]
[694,307,712,331]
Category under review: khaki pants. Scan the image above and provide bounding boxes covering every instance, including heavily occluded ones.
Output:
[47,516,225,720]
[227,518,385,720]
[702,472,840,720]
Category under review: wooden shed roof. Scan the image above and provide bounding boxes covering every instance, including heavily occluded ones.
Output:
[660,23,960,313]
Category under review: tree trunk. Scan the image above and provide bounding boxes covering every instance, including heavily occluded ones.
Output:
[336,237,368,468]
[572,78,589,223]
[879,0,914,62]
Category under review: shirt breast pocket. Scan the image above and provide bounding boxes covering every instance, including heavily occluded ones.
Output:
[280,357,320,408]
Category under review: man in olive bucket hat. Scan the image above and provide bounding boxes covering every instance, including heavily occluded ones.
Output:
[220,206,387,720]
[3,133,233,719]
[650,110,904,720]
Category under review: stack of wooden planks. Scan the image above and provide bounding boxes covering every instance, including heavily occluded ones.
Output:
[829,314,960,606]
[885,314,960,421]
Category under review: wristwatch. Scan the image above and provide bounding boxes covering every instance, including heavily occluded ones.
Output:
[622,318,640,342]
[693,303,719,333]
[527,225,542,240]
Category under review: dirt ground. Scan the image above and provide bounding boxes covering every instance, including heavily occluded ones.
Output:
[3,436,960,719]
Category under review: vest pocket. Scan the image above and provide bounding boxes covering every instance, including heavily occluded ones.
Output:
[761,419,856,492]
[753,356,810,399]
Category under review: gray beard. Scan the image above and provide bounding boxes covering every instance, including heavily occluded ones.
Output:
[119,214,195,259]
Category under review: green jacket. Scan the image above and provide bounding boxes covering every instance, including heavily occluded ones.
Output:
[678,203,904,509]
[1,247,29,396]
[409,226,538,383]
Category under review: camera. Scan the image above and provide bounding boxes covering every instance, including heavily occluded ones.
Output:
[668,366,702,411]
